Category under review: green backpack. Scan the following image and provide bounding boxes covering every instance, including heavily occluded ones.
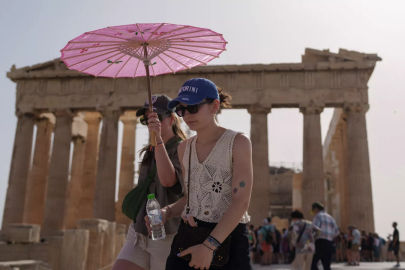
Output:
[121,139,182,222]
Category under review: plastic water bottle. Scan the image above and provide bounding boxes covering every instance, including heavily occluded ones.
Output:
[146,194,166,240]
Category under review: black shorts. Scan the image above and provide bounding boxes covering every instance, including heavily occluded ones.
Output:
[394,245,400,256]
[166,219,253,270]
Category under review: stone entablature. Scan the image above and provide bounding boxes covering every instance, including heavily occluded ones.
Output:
[8,48,380,114]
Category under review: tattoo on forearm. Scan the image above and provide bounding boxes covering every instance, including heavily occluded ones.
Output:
[233,188,238,194]
[239,181,246,188]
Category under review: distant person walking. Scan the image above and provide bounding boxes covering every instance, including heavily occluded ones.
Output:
[259,218,276,266]
[310,202,339,270]
[290,210,321,270]
[392,222,400,268]
[349,225,360,266]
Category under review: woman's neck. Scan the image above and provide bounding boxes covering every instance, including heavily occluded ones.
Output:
[195,122,224,145]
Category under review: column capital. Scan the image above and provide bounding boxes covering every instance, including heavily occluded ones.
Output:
[344,103,370,114]
[84,112,102,124]
[120,110,138,124]
[299,104,324,115]
[99,108,122,118]
[247,106,271,115]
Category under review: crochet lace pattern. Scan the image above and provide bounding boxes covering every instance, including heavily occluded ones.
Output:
[182,129,251,224]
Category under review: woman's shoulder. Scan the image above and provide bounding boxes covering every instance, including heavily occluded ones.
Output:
[177,136,196,156]
[230,131,251,150]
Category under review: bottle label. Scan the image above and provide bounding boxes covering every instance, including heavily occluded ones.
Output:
[149,211,162,225]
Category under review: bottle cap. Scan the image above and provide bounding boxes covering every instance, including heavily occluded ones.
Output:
[147,194,155,200]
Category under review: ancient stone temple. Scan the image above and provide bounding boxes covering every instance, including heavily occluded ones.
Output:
[0,48,381,269]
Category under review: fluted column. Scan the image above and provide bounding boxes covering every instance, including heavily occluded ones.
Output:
[93,109,120,221]
[345,103,374,232]
[300,105,325,218]
[65,113,88,229]
[116,111,137,225]
[65,137,86,229]
[42,110,74,237]
[23,114,55,226]
[2,112,35,229]
[247,106,271,227]
[77,112,102,220]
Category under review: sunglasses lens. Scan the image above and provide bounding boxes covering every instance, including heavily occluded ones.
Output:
[175,107,184,117]
[188,105,199,114]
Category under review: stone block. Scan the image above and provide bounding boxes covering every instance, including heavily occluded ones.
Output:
[47,236,62,270]
[102,222,116,270]
[114,224,126,259]
[76,219,108,270]
[0,242,47,262]
[0,260,50,270]
[59,229,89,270]
[5,224,40,243]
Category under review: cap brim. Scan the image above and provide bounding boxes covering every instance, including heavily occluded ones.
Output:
[136,106,169,116]
[167,95,205,110]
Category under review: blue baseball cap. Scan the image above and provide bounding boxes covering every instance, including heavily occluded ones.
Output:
[167,78,219,110]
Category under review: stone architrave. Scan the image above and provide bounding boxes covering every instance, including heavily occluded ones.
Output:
[345,103,374,232]
[23,114,55,226]
[247,106,271,227]
[300,104,325,218]
[93,109,120,221]
[2,112,35,229]
[65,113,88,229]
[77,112,102,220]
[76,219,108,270]
[116,111,137,225]
[42,110,74,237]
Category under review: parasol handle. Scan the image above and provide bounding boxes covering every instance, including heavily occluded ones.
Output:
[143,45,156,147]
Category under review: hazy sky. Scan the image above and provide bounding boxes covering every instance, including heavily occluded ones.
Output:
[0,0,404,238]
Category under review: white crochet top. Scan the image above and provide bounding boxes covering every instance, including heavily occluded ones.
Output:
[182,129,251,224]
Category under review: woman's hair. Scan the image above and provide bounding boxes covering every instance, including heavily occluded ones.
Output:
[139,113,187,166]
[206,86,232,109]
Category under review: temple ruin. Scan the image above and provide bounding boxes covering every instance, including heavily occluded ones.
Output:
[0,48,381,269]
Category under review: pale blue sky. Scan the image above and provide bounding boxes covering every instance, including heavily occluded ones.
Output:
[0,0,404,238]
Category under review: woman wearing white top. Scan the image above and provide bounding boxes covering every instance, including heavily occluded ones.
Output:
[146,78,253,270]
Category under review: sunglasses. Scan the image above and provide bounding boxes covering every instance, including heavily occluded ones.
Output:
[175,100,213,117]
[140,113,171,125]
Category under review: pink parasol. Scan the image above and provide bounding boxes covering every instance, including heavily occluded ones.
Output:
[61,23,227,145]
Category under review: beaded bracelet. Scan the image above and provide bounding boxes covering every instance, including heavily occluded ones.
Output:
[202,243,216,252]
[206,236,221,248]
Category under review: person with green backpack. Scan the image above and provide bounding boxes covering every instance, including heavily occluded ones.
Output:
[113,95,187,270]
[259,217,276,266]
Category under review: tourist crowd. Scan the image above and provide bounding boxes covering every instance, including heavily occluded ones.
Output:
[249,208,401,269]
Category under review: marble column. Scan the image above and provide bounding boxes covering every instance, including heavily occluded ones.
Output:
[345,103,374,232]
[300,105,325,218]
[65,113,88,229]
[77,112,102,220]
[1,112,35,229]
[116,111,137,225]
[93,109,120,221]
[65,136,86,229]
[23,114,55,226]
[42,110,74,237]
[247,106,271,227]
